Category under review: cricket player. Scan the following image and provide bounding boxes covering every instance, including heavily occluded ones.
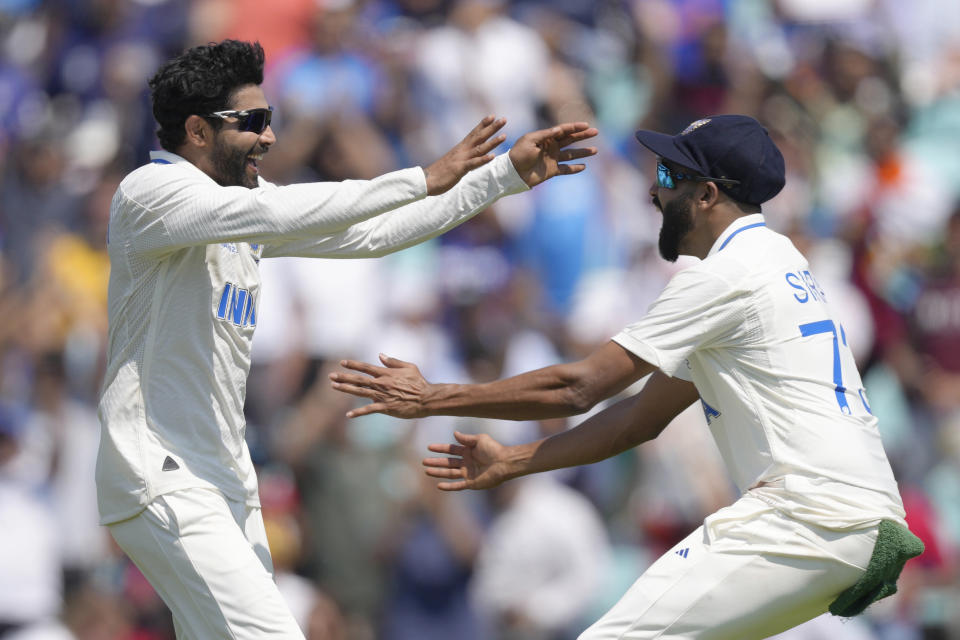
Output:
[96,39,597,639]
[330,115,923,639]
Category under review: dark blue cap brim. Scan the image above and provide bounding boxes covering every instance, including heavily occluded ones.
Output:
[634,129,702,173]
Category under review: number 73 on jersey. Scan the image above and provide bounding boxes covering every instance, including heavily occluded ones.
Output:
[799,319,873,416]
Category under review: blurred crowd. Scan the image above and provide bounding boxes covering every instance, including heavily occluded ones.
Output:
[1,0,960,638]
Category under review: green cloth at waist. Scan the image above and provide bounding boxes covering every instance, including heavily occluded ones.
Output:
[829,520,924,617]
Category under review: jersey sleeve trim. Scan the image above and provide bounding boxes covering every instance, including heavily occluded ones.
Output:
[611,333,692,380]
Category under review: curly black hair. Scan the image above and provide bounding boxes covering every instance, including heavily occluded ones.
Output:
[149,40,265,152]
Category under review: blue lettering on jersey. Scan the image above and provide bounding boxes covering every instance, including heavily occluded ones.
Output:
[802,270,826,301]
[858,389,873,414]
[799,319,851,414]
[785,272,808,302]
[701,399,721,425]
[216,283,257,327]
[785,270,827,303]
[230,288,248,325]
[217,283,232,318]
[246,293,257,326]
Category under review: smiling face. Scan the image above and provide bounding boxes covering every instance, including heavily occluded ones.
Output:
[208,84,275,189]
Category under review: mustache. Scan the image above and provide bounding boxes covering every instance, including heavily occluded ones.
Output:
[248,141,269,156]
[652,196,662,210]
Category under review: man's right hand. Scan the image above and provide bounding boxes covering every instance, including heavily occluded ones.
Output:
[424,116,507,195]
[330,354,433,419]
[422,431,515,491]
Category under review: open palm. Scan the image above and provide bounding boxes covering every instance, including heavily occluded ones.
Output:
[422,431,512,491]
[424,115,508,195]
[508,122,598,188]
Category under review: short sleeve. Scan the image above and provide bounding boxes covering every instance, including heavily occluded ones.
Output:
[613,266,747,377]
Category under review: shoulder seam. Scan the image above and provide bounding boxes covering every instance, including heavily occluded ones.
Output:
[115,173,175,258]
[679,261,742,291]
[116,181,151,213]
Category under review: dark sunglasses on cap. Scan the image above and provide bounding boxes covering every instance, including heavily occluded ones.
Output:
[656,161,740,190]
[206,106,274,134]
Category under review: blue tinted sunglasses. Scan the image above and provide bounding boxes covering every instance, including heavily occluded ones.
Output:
[207,106,274,134]
[656,161,740,190]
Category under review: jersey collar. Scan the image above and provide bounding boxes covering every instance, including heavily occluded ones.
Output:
[148,150,219,184]
[707,213,767,258]
[149,149,188,165]
[148,150,267,188]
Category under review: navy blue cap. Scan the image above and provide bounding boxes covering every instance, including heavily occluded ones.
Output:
[635,115,786,206]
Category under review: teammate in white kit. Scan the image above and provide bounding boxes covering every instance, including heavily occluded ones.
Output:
[96,39,598,639]
[330,115,924,639]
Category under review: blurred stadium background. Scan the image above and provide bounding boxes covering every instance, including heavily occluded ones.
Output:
[1,0,959,638]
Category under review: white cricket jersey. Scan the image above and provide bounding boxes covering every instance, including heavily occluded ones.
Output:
[614,214,906,530]
[97,150,527,524]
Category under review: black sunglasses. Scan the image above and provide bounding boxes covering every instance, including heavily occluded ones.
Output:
[206,106,274,134]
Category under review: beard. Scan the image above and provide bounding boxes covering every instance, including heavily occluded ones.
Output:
[657,193,695,262]
[211,136,257,189]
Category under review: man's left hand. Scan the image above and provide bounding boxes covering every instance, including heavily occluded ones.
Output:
[508,122,598,188]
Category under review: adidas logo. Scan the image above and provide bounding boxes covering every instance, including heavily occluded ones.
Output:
[675,548,690,559]
[162,456,180,471]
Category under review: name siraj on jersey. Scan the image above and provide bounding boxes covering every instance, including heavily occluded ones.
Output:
[784,269,827,304]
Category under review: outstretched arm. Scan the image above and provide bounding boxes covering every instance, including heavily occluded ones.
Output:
[420,115,598,192]
[330,340,654,420]
[423,115,508,195]
[423,371,700,490]
[261,120,599,259]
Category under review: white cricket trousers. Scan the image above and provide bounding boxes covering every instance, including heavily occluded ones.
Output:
[108,488,305,640]
[580,494,879,640]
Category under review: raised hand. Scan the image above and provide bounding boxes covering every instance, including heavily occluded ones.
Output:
[424,116,507,195]
[329,354,432,418]
[508,122,599,188]
[423,431,512,491]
